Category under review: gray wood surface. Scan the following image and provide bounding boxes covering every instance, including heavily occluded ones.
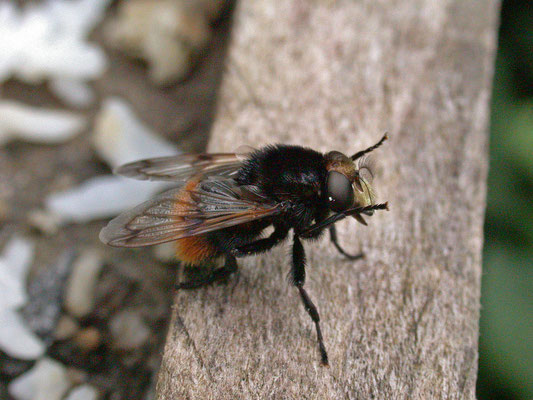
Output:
[155,1,500,398]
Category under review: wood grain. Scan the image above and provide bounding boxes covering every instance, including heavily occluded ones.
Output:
[156,0,499,398]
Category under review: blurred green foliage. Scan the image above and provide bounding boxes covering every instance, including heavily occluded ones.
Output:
[477,0,533,399]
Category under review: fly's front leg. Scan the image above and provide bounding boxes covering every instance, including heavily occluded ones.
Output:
[231,226,288,257]
[300,203,388,239]
[329,225,363,260]
[291,235,329,365]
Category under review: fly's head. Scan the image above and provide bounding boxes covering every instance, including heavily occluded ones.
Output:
[324,134,387,223]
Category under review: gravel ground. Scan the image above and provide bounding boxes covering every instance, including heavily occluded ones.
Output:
[0,2,234,398]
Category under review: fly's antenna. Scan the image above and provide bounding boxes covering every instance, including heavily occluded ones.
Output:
[350,133,388,161]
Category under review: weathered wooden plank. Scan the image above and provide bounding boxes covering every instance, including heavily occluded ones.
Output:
[156,1,499,398]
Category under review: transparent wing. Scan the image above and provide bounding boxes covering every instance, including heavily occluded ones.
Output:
[115,150,253,182]
[99,178,281,247]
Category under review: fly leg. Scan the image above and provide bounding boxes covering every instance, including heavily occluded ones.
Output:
[329,225,363,260]
[300,203,388,239]
[291,235,329,365]
[177,254,238,290]
[231,226,288,257]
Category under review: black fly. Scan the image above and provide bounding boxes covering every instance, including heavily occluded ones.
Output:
[100,133,388,365]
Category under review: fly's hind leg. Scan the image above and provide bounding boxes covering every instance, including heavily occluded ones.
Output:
[329,225,363,260]
[177,254,238,290]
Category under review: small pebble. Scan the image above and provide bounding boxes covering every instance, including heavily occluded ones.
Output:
[54,315,80,341]
[49,79,96,108]
[0,236,44,360]
[0,259,27,309]
[0,101,86,146]
[8,358,70,400]
[45,175,169,223]
[0,237,33,310]
[92,98,179,169]
[73,327,101,352]
[110,309,150,350]
[46,98,178,223]
[0,236,34,283]
[0,1,109,84]
[0,310,46,360]
[27,209,62,235]
[64,250,104,318]
[65,384,99,400]
[104,0,213,85]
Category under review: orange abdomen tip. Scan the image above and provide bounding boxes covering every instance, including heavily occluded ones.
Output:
[173,178,218,265]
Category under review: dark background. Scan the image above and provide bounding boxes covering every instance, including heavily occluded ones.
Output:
[477,0,533,399]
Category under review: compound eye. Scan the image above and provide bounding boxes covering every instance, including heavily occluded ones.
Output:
[326,171,354,212]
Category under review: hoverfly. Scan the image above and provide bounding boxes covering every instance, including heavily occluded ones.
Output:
[99,133,388,365]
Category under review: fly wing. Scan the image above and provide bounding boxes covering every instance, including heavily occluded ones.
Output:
[115,151,252,182]
[99,179,282,247]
